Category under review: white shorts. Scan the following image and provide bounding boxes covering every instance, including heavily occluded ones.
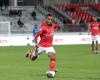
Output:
[91,35,99,41]
[33,47,56,56]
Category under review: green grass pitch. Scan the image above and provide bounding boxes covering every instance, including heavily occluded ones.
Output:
[0,45,100,80]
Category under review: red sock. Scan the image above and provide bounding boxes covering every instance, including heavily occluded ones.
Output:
[49,59,56,70]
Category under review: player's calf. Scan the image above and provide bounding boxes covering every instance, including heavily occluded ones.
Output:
[25,50,32,58]
[30,47,39,61]
[25,50,37,60]
[25,47,39,61]
[31,55,38,61]
[92,41,95,52]
[48,52,56,71]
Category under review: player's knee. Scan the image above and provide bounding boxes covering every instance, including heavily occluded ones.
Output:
[31,56,38,61]
[48,52,56,60]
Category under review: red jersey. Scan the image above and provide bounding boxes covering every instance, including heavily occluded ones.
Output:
[34,23,57,47]
[89,22,100,36]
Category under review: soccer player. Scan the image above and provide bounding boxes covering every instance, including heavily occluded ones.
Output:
[32,24,39,36]
[88,18,100,54]
[26,13,59,72]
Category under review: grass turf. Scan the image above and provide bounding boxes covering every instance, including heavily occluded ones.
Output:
[0,45,100,80]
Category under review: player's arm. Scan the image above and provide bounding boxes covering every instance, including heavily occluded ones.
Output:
[54,24,60,30]
[34,29,43,47]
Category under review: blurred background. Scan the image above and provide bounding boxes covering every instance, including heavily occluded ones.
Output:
[1,1,100,80]
[0,0,100,35]
[0,0,100,45]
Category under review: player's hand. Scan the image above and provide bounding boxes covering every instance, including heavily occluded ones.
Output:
[35,44,41,48]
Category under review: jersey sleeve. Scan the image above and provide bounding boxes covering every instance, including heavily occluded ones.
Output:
[34,26,44,44]
[54,24,60,30]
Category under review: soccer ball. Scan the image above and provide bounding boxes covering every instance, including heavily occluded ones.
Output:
[47,71,55,78]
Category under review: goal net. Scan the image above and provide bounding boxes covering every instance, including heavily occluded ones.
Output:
[0,21,11,36]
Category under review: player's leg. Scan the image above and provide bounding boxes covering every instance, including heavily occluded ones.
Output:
[96,40,99,54]
[95,35,99,54]
[26,47,43,61]
[25,47,38,60]
[26,50,32,57]
[46,47,56,71]
[30,47,39,61]
[92,41,95,52]
[91,36,95,53]
[48,52,56,71]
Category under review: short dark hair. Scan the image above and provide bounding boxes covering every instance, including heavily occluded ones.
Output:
[45,13,53,18]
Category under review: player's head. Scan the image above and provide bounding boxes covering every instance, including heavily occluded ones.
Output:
[45,13,53,26]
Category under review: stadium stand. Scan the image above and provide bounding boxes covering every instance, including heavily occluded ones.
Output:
[53,3,94,23]
[0,6,45,34]
[89,4,100,12]
[0,0,100,34]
